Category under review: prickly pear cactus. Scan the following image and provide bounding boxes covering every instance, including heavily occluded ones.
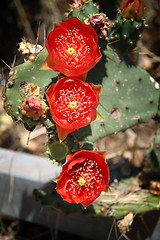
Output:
[147,128,160,171]
[75,46,159,142]
[4,46,159,138]
[2,0,160,219]
[4,49,58,130]
[67,0,100,21]
[33,176,160,217]
[108,13,145,55]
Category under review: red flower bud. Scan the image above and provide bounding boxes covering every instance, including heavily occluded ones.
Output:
[121,0,145,20]
[22,96,47,120]
[42,17,101,77]
[45,77,101,140]
[56,150,110,208]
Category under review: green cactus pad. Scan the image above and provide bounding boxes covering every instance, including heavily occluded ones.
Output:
[4,49,58,130]
[67,0,99,22]
[147,128,160,170]
[108,13,145,55]
[33,177,160,218]
[46,141,69,162]
[75,46,159,142]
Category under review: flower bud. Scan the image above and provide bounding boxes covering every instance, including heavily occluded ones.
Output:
[22,96,47,120]
[120,0,145,21]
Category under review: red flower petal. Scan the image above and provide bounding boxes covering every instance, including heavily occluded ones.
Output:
[42,17,101,76]
[56,150,110,208]
[45,77,101,140]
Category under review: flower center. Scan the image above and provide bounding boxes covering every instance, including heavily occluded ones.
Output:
[68,101,77,109]
[78,177,86,186]
[66,47,75,56]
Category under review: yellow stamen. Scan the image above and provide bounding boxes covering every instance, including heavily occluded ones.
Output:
[69,101,77,109]
[78,177,86,186]
[66,47,75,56]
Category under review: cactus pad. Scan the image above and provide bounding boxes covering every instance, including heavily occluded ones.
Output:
[33,177,160,218]
[75,46,159,142]
[4,49,58,130]
[67,0,99,21]
[108,13,145,55]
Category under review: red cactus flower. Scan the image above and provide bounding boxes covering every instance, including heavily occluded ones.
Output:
[45,77,102,140]
[22,96,47,120]
[121,0,145,20]
[56,150,110,208]
[41,17,101,77]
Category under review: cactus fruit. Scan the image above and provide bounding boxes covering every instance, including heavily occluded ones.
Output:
[46,132,81,162]
[46,140,69,163]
